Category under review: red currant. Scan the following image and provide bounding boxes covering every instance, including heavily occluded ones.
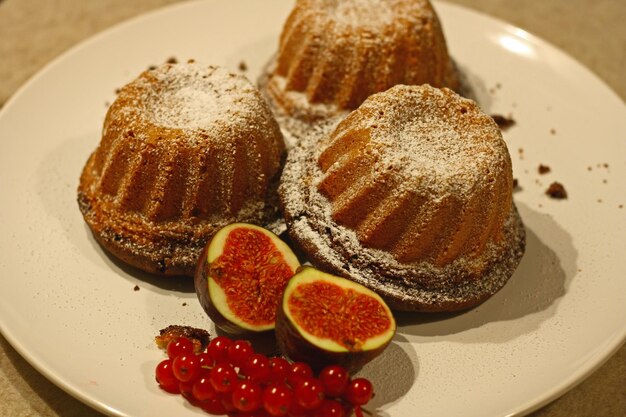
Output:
[232,379,263,412]
[263,383,293,416]
[344,378,373,406]
[179,379,195,402]
[268,357,290,383]
[228,339,254,368]
[208,336,233,363]
[293,377,324,410]
[319,365,349,397]
[244,353,272,383]
[200,397,228,415]
[317,399,345,417]
[172,354,200,382]
[155,359,178,393]
[166,337,194,359]
[197,351,214,368]
[220,391,237,413]
[286,362,313,387]
[287,399,308,417]
[209,362,238,393]
[192,370,217,402]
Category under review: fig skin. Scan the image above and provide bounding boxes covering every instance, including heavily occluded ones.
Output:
[275,267,396,372]
[194,223,300,335]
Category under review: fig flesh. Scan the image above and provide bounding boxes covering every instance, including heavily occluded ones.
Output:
[275,267,396,371]
[195,223,300,334]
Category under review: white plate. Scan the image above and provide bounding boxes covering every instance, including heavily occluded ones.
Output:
[0,1,624,416]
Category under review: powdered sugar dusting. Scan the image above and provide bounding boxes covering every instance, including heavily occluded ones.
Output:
[141,64,259,131]
[327,0,434,29]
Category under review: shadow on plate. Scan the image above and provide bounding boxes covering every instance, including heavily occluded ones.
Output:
[396,201,577,343]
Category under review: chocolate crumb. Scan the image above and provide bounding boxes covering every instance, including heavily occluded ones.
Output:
[603,163,609,168]
[147,65,157,71]
[491,114,516,130]
[166,56,178,64]
[155,325,210,353]
[114,88,121,94]
[238,61,248,71]
[182,302,187,306]
[538,164,551,174]
[513,178,519,188]
[546,182,567,199]
[187,58,195,63]
[133,285,140,291]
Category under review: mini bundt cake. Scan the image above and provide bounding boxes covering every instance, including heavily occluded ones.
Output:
[261,0,459,135]
[78,63,286,276]
[279,84,525,312]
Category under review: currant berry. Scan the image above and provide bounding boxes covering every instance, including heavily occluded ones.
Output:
[263,383,293,416]
[179,379,195,402]
[319,365,350,397]
[268,357,290,383]
[172,354,200,382]
[232,379,263,412]
[293,377,324,410]
[200,397,228,415]
[155,359,179,393]
[317,399,346,417]
[166,336,194,359]
[344,378,373,406]
[197,351,214,368]
[220,391,237,413]
[208,336,233,363]
[192,370,217,402]
[244,353,272,383]
[286,362,313,388]
[228,339,254,368]
[209,362,238,393]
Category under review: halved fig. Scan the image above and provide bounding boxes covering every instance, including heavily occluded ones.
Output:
[275,267,396,371]
[195,223,300,334]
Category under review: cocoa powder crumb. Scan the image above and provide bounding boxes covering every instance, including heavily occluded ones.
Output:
[166,56,178,64]
[550,128,556,135]
[238,61,248,71]
[619,205,623,209]
[538,164,551,175]
[491,114,516,130]
[546,182,567,199]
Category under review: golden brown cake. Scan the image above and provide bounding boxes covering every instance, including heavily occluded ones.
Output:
[279,84,525,312]
[261,0,459,136]
[78,63,285,276]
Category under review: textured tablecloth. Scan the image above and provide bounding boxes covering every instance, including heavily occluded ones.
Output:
[0,1,624,416]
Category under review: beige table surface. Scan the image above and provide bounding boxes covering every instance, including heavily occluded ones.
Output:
[0,0,624,416]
